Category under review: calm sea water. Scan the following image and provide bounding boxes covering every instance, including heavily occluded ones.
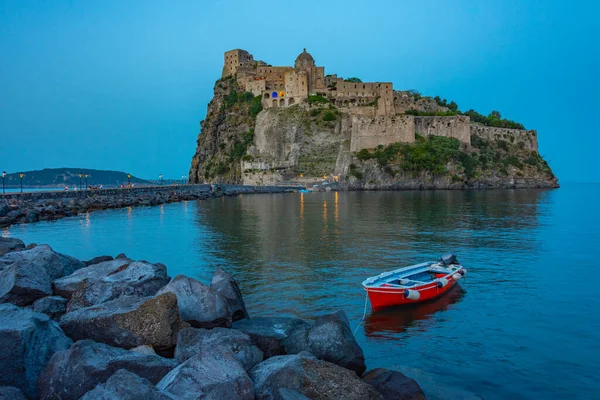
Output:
[3,184,599,399]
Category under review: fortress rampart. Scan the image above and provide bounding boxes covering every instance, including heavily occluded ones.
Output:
[350,115,415,151]
[414,116,471,145]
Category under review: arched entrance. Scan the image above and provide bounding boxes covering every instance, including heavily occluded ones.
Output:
[272,99,278,107]
[288,97,296,106]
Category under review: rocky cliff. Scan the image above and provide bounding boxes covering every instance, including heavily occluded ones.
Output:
[189,79,558,189]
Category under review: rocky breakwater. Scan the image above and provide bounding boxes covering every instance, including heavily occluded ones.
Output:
[0,184,298,229]
[0,236,426,400]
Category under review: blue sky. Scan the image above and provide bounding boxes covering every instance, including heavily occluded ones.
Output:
[0,0,597,182]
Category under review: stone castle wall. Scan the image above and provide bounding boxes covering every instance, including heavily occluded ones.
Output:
[471,125,538,152]
[414,116,471,145]
[349,115,415,152]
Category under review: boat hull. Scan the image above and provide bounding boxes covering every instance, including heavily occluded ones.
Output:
[366,276,459,311]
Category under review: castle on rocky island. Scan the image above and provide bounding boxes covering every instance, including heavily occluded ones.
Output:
[188,48,557,188]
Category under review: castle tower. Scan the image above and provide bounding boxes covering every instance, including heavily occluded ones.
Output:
[222,49,254,78]
[294,49,325,94]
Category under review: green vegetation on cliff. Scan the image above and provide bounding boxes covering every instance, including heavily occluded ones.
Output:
[352,134,555,183]
[405,93,526,129]
[198,77,263,182]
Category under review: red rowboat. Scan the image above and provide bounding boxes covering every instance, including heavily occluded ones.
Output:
[362,252,467,311]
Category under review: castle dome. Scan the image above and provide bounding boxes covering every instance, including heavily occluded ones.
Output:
[295,48,315,69]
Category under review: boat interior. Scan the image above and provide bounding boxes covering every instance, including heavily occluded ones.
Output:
[364,261,461,289]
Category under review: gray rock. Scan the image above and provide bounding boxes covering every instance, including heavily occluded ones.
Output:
[233,317,310,358]
[279,388,311,400]
[0,304,73,398]
[249,352,382,400]
[26,211,39,223]
[53,258,132,299]
[84,255,113,267]
[157,350,254,400]
[211,267,249,321]
[0,237,25,256]
[66,260,170,311]
[57,252,86,272]
[79,369,172,400]
[157,275,231,329]
[0,259,52,305]
[130,345,157,356]
[0,386,26,400]
[0,244,83,281]
[0,245,83,306]
[6,210,21,220]
[115,253,128,259]
[60,292,188,350]
[281,321,312,355]
[362,368,426,400]
[176,327,263,371]
[37,340,177,400]
[0,204,10,217]
[32,295,68,320]
[307,311,366,375]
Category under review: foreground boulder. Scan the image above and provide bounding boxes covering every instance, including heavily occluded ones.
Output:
[362,368,426,400]
[0,304,73,398]
[306,311,366,375]
[232,317,310,358]
[0,244,84,280]
[249,352,381,400]
[38,340,177,400]
[0,245,84,306]
[176,327,263,371]
[0,259,52,305]
[211,267,249,321]
[60,292,188,349]
[32,295,68,320]
[80,369,172,400]
[83,255,114,267]
[53,258,132,299]
[66,260,170,311]
[157,350,254,400]
[157,275,231,329]
[0,386,26,400]
[0,237,25,256]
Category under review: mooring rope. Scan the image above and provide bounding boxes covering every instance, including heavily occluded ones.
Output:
[353,291,369,335]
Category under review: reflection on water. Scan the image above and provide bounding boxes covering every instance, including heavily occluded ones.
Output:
[4,185,600,400]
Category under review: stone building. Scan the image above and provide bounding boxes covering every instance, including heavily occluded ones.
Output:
[222,48,394,113]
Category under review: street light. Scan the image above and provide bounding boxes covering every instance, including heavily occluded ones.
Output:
[19,172,24,193]
[84,173,89,189]
[127,174,131,187]
[159,174,163,185]
[2,171,5,194]
[78,173,83,190]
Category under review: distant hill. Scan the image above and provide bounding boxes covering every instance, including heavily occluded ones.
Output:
[2,168,151,188]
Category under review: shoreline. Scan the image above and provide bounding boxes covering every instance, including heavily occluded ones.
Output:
[0,236,426,399]
[0,184,299,229]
